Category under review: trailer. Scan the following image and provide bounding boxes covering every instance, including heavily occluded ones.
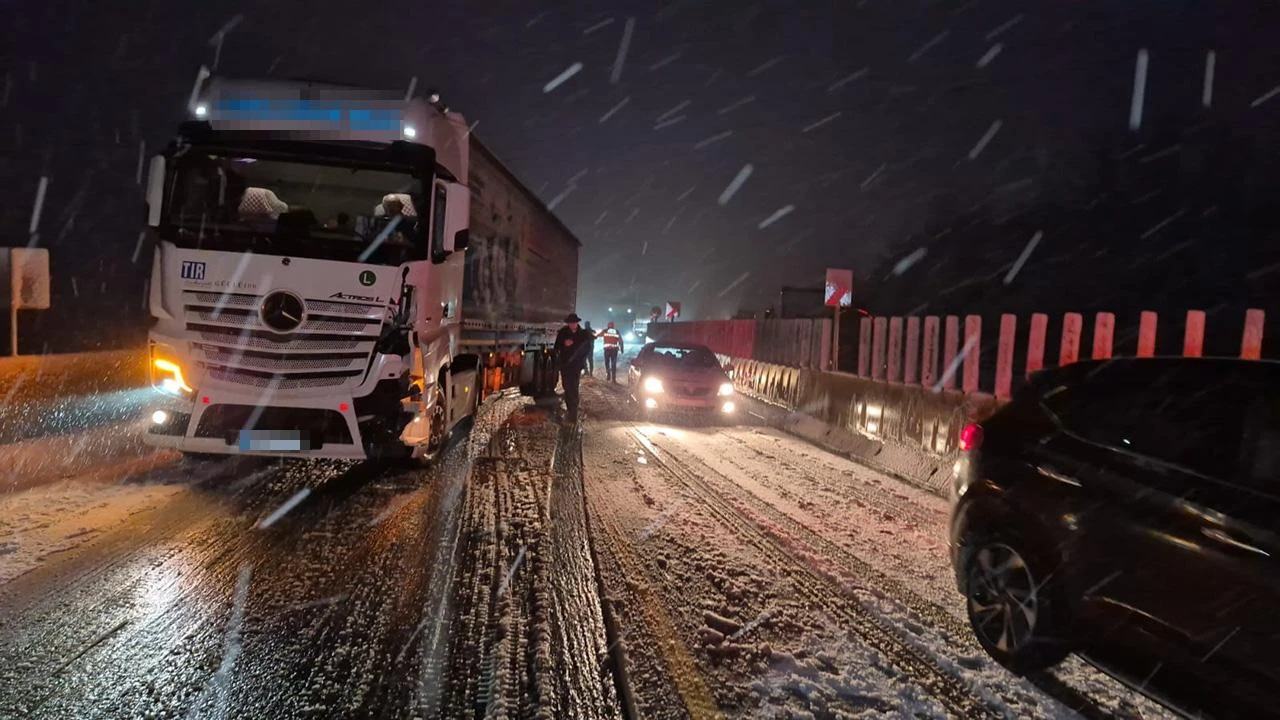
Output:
[141,73,578,463]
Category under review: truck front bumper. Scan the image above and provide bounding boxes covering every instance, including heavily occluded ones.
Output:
[143,388,372,460]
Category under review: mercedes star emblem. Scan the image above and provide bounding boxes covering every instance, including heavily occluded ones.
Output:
[260,291,306,332]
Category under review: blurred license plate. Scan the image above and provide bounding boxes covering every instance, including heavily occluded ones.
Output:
[238,430,308,452]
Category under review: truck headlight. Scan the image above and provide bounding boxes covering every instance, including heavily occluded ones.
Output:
[643,376,664,394]
[150,348,193,397]
[718,382,734,396]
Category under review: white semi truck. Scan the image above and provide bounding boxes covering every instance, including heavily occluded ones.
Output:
[142,74,579,462]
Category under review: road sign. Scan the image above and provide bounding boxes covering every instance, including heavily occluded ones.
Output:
[2,247,51,356]
[825,268,852,308]
[11,248,51,310]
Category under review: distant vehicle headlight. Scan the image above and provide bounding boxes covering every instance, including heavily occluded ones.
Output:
[643,377,664,394]
[718,382,734,397]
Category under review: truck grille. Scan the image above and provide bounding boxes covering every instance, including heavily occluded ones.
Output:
[183,291,383,391]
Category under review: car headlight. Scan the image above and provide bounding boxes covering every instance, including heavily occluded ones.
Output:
[643,376,664,394]
[718,382,734,397]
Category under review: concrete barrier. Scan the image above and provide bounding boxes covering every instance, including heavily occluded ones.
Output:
[0,349,148,407]
[721,306,1270,498]
[726,354,999,496]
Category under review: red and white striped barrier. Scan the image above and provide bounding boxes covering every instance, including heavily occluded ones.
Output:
[855,308,1267,400]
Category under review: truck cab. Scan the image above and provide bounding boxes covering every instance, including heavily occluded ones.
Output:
[142,75,538,463]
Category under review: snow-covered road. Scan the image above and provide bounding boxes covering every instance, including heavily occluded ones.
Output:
[0,378,1178,719]
[0,391,621,720]
[576,379,1178,720]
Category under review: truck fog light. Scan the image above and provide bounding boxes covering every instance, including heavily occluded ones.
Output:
[152,410,169,425]
[644,397,658,409]
[721,401,736,414]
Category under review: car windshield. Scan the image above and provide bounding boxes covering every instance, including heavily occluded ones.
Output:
[647,346,721,369]
[164,152,426,265]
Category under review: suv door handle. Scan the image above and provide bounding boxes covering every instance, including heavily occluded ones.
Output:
[1202,527,1270,557]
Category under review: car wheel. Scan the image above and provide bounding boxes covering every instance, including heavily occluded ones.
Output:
[961,530,1071,674]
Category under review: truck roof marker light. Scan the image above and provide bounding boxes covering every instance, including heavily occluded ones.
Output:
[339,403,350,412]
[402,125,417,139]
[194,104,208,118]
[202,396,211,405]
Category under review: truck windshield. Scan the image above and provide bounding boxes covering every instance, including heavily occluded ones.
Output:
[164,152,428,266]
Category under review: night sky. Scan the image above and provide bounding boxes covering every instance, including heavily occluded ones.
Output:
[5,1,1279,352]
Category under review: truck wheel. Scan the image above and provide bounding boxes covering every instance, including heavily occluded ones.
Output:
[959,527,1072,674]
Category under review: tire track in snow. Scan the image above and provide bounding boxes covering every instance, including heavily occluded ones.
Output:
[641,428,1120,720]
[440,406,623,720]
[583,458,724,720]
[627,426,1003,720]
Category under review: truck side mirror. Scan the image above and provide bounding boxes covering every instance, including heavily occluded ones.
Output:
[442,182,469,253]
[146,156,166,228]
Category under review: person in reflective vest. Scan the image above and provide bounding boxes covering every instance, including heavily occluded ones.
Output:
[599,321,625,382]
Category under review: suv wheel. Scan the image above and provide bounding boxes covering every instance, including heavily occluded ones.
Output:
[961,531,1071,674]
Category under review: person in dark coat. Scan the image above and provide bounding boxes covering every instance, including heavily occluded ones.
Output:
[554,313,595,423]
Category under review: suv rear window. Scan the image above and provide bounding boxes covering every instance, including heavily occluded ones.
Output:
[1042,365,1247,479]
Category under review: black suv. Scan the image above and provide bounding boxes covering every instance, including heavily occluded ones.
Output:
[949,357,1280,719]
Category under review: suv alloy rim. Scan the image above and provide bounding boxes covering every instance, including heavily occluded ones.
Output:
[967,542,1040,653]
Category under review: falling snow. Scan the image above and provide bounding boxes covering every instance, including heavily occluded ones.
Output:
[1129,49,1150,130]
[1003,230,1043,285]
[892,248,929,276]
[827,68,868,92]
[800,112,842,134]
[1250,84,1280,109]
[757,205,795,229]
[718,164,754,205]
[693,130,733,150]
[543,62,584,93]
[598,96,630,123]
[975,44,1003,69]
[909,31,950,63]
[967,119,1004,160]
[610,18,635,84]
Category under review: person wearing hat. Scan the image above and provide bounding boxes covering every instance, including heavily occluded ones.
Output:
[554,312,595,423]
[598,321,625,382]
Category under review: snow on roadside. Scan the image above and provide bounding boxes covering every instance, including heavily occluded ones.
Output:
[0,480,183,584]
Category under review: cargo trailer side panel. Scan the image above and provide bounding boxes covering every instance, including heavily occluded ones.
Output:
[463,138,580,326]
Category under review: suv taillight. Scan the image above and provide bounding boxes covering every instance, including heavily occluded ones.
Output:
[959,423,984,452]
